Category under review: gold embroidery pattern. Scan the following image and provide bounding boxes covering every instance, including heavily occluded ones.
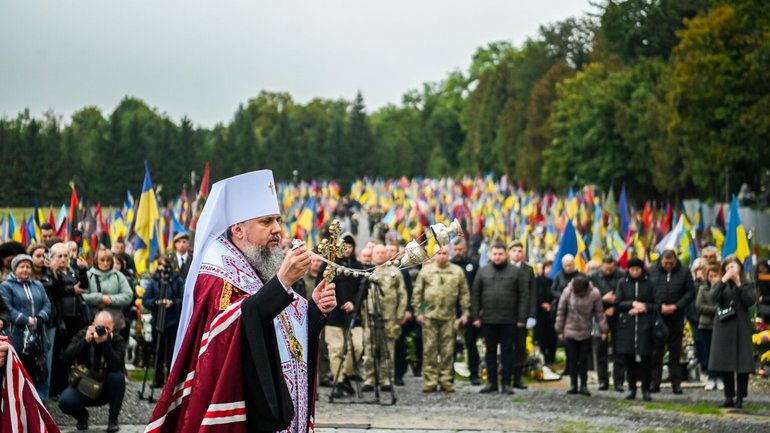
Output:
[279,312,304,360]
[219,280,233,311]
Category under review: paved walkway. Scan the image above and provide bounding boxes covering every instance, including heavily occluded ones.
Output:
[60,426,528,433]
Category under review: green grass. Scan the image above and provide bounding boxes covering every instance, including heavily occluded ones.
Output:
[556,420,618,433]
[617,399,722,415]
[637,428,706,433]
[511,396,527,403]
[128,368,154,383]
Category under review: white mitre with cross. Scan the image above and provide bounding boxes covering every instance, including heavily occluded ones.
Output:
[173,169,280,363]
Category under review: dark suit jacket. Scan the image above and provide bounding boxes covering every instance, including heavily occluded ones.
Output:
[515,262,537,318]
[170,252,193,280]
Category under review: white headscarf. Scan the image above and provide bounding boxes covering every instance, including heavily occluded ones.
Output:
[172,170,280,363]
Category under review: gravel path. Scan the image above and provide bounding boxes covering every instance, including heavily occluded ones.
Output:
[314,374,770,433]
[46,373,770,433]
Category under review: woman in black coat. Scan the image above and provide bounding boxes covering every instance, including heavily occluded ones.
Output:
[615,258,657,401]
[708,256,756,409]
[534,261,557,365]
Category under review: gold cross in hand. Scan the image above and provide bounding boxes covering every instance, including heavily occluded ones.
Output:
[318,219,347,282]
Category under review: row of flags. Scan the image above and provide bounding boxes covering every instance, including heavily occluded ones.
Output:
[349,176,755,273]
[0,171,755,276]
[0,162,212,275]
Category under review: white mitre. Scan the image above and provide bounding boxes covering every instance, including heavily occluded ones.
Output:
[172,169,280,363]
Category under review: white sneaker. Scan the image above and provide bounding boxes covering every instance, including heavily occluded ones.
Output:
[704,377,716,391]
[716,377,725,390]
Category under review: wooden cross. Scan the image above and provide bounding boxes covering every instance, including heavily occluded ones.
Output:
[318,219,347,282]
[268,182,274,195]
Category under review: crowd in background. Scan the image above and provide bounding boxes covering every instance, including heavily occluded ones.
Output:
[0,225,190,431]
[1,189,769,429]
[315,212,768,410]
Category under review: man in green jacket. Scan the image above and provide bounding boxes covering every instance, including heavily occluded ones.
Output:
[413,246,470,393]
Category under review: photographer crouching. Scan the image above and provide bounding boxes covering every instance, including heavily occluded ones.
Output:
[59,310,126,432]
[142,255,183,388]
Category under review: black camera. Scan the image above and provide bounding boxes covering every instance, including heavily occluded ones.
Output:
[95,325,107,337]
[160,264,173,275]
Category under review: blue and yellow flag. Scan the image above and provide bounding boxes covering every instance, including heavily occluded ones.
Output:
[133,161,162,274]
[722,195,750,264]
[550,219,579,278]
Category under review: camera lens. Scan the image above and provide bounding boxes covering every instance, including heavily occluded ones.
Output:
[95,325,107,336]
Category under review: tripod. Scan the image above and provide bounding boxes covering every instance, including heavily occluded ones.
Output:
[139,276,169,402]
[329,277,367,403]
[363,272,397,405]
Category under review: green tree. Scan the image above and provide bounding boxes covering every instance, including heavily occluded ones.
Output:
[669,3,770,197]
[344,91,375,188]
[600,0,709,63]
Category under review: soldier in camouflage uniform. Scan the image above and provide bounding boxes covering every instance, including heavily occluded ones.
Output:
[362,244,408,391]
[413,246,470,393]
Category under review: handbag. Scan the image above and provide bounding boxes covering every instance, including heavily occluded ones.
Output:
[717,301,736,321]
[68,364,104,400]
[717,285,739,321]
[68,363,89,385]
[652,309,668,345]
[77,373,104,400]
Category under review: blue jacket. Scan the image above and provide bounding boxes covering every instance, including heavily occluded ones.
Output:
[0,274,52,352]
[142,272,184,330]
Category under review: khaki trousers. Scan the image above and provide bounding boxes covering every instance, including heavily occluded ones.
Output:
[325,325,364,383]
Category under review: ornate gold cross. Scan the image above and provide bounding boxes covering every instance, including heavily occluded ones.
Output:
[317,219,347,282]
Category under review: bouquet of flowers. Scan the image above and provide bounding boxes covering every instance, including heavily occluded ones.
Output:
[752,327,770,377]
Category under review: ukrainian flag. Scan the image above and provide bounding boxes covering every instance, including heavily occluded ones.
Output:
[722,195,750,264]
[133,161,162,274]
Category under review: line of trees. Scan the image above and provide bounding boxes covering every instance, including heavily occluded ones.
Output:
[1,0,768,206]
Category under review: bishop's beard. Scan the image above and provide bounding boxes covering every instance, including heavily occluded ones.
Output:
[241,242,284,282]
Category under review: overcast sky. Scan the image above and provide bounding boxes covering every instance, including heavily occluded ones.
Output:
[1,0,594,128]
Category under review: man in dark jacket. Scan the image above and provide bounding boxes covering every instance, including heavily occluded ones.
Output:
[589,256,626,391]
[648,249,695,394]
[551,254,584,302]
[142,256,185,388]
[318,233,366,398]
[508,240,535,389]
[58,310,127,432]
[471,242,528,394]
[451,238,480,385]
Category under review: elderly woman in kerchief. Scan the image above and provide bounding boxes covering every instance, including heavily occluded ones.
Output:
[0,254,52,385]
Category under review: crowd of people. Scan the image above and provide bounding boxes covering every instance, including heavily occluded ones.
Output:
[0,225,192,431]
[314,223,767,410]
[0,185,769,431]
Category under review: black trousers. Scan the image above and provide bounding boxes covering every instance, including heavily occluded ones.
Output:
[152,326,178,386]
[720,371,749,398]
[464,324,481,379]
[483,324,515,386]
[625,354,652,391]
[535,310,557,364]
[394,320,422,379]
[566,338,591,388]
[59,372,126,422]
[318,328,331,381]
[513,326,528,383]
[596,335,625,386]
[651,315,685,389]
